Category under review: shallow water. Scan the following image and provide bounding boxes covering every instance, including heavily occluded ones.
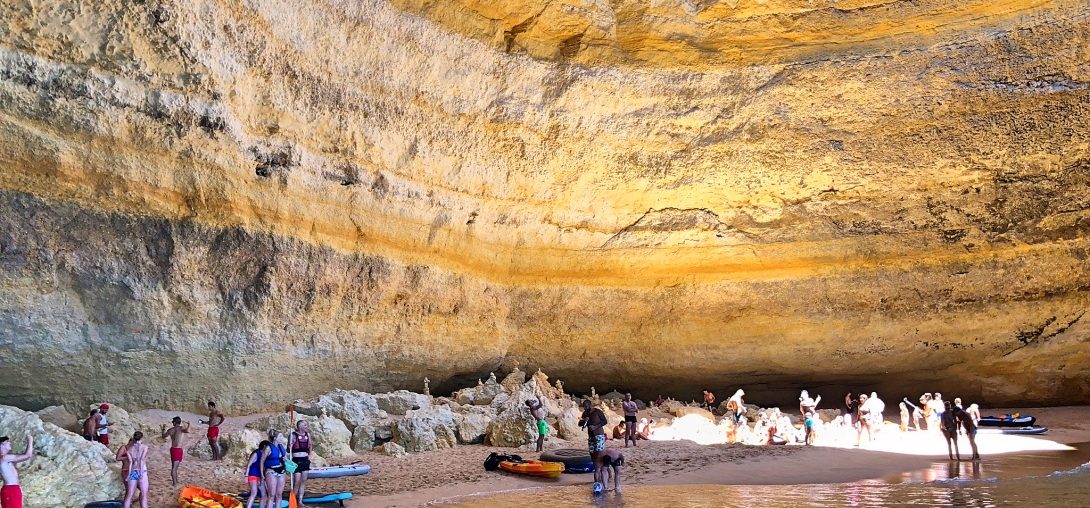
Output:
[438,444,1090,507]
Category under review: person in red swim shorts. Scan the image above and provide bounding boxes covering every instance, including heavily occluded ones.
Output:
[200,401,226,460]
[1,432,34,508]
[94,404,114,447]
[161,416,190,485]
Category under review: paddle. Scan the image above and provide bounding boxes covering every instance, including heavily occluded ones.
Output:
[288,404,298,508]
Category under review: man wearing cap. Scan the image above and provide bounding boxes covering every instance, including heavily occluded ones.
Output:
[94,404,114,447]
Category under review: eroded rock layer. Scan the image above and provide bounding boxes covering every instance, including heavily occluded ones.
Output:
[1,0,1088,410]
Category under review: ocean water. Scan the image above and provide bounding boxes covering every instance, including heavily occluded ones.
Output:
[438,445,1090,507]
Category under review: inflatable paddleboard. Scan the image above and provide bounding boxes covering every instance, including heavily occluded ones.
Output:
[237,491,353,506]
[979,416,1036,428]
[307,464,371,479]
[977,426,1048,435]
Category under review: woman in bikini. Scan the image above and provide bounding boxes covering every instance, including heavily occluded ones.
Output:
[244,440,270,508]
[122,431,149,508]
[261,430,287,508]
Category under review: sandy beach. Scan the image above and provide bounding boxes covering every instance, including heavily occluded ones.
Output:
[124,405,1090,507]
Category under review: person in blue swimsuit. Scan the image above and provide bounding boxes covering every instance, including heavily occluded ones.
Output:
[260,430,287,508]
[243,440,269,508]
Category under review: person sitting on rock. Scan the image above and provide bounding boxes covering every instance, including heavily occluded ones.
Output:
[1,432,33,508]
[636,418,652,440]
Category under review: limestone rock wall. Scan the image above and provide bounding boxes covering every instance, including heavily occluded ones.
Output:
[0,0,1088,411]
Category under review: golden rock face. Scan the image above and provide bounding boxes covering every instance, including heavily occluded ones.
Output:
[0,0,1087,410]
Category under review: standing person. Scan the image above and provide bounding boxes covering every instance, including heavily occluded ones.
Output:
[726,390,746,423]
[94,404,114,447]
[954,403,981,461]
[804,412,817,445]
[899,402,910,432]
[940,401,960,461]
[702,391,716,411]
[598,448,625,494]
[966,403,981,426]
[289,420,313,503]
[844,392,861,429]
[161,417,190,486]
[622,394,638,448]
[525,397,547,453]
[122,432,148,508]
[261,430,287,508]
[868,392,885,436]
[82,409,99,441]
[1,433,33,508]
[579,399,607,493]
[929,394,945,432]
[200,401,226,461]
[243,440,269,508]
[115,438,133,495]
[799,390,821,415]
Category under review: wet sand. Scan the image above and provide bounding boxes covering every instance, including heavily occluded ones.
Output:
[129,405,1090,507]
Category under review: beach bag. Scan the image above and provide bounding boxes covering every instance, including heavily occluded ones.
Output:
[484,452,522,471]
[280,444,298,473]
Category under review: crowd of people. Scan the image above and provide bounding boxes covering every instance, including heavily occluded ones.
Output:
[0,386,997,505]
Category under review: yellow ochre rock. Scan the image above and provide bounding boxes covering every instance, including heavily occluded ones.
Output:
[0,0,1087,411]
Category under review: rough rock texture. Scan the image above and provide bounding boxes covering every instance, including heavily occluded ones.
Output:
[1,0,1089,411]
[393,406,458,453]
[34,405,79,433]
[455,411,492,445]
[374,391,431,416]
[0,406,124,506]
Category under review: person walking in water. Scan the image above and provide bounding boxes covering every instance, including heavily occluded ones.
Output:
[525,397,547,452]
[289,420,313,503]
[1,433,33,508]
[161,417,190,486]
[622,394,639,447]
[261,430,287,508]
[940,401,960,460]
[201,401,225,461]
[122,432,149,508]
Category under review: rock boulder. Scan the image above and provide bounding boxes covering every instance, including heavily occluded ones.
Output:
[393,406,458,452]
[0,405,123,506]
[374,390,431,416]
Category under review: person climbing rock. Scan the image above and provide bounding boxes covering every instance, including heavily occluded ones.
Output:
[0,433,33,508]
